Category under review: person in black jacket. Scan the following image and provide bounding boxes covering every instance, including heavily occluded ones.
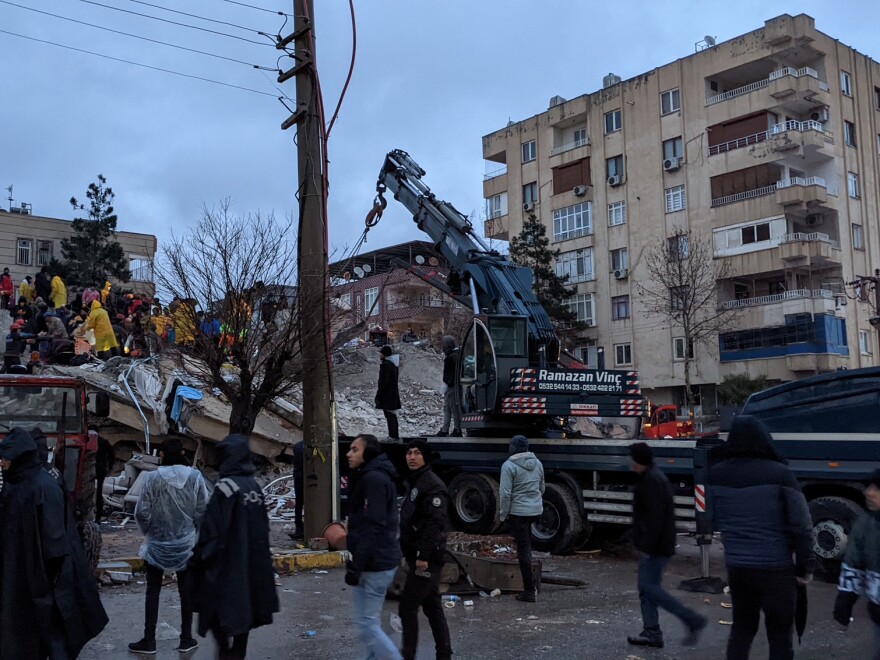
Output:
[345,433,403,659]
[35,266,52,302]
[399,439,453,660]
[375,345,401,441]
[627,442,706,649]
[435,336,461,437]
[709,415,813,660]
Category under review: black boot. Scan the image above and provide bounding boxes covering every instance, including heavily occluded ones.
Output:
[626,632,664,648]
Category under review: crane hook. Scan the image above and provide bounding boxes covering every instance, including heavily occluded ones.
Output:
[364,192,387,228]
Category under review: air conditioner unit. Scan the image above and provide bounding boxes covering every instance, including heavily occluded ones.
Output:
[613,268,629,280]
[522,201,535,212]
[805,214,823,226]
[607,175,622,187]
[663,157,681,172]
[573,185,588,197]
[810,107,830,123]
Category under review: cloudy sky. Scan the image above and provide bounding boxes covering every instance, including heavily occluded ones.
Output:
[2,0,878,257]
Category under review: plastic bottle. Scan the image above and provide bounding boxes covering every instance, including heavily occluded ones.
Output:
[390,614,403,633]
[490,588,502,597]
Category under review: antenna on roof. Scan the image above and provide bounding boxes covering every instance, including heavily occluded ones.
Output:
[704,35,716,46]
[6,185,12,212]
[696,35,717,51]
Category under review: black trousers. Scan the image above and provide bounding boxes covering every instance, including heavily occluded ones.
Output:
[508,515,537,592]
[144,563,194,641]
[212,625,249,659]
[383,409,399,439]
[95,474,106,523]
[399,565,452,660]
[726,566,796,660]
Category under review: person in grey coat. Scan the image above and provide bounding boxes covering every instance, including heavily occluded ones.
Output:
[499,435,544,602]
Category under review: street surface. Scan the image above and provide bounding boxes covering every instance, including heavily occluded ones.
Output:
[81,541,872,659]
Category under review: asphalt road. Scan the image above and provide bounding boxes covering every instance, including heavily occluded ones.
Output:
[81,543,873,660]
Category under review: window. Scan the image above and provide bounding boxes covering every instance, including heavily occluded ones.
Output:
[877,134,880,155]
[522,140,536,163]
[608,201,626,226]
[860,330,872,355]
[670,285,691,311]
[16,239,32,266]
[853,223,864,250]
[673,337,694,361]
[486,194,503,219]
[339,292,352,309]
[614,343,632,366]
[129,256,153,282]
[841,71,852,96]
[611,295,630,320]
[845,121,857,147]
[552,202,592,241]
[364,286,379,316]
[741,222,771,245]
[573,128,588,145]
[556,248,593,283]
[577,344,598,369]
[611,247,629,272]
[604,109,622,134]
[565,293,595,325]
[606,155,624,178]
[665,185,686,212]
[660,88,680,115]
[662,136,683,161]
[37,240,53,267]
[875,87,880,110]
[667,234,690,259]
[523,181,538,205]
[848,172,860,198]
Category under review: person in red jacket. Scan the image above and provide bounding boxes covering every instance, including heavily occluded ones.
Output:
[0,268,13,311]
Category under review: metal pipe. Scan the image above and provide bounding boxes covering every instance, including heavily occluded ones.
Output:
[122,356,155,454]
[469,278,479,315]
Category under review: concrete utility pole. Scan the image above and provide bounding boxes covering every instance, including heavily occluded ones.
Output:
[279,0,337,539]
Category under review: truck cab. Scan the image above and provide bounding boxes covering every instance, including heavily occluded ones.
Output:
[642,404,694,439]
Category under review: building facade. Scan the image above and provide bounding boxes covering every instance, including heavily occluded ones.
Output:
[0,207,157,296]
[482,14,880,411]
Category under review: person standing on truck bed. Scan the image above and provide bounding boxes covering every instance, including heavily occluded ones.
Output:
[499,435,544,603]
[709,415,813,660]
[375,345,401,442]
[833,467,880,658]
[435,335,462,437]
[626,442,707,650]
[398,439,453,660]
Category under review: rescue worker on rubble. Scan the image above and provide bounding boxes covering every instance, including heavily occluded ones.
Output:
[50,272,67,309]
[398,439,453,660]
[82,300,119,359]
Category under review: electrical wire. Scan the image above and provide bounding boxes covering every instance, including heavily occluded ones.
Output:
[0,1,276,70]
[0,28,280,97]
[220,0,291,16]
[325,0,356,138]
[76,0,273,46]
[123,0,263,33]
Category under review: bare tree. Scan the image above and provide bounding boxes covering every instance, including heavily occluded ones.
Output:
[156,200,302,435]
[635,228,739,415]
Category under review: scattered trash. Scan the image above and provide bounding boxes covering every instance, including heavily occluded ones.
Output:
[723,586,730,594]
[275,573,282,586]
[312,569,329,575]
[478,591,490,598]
[118,516,130,529]
[703,598,711,604]
[463,600,474,607]
[527,615,538,620]
[490,588,501,597]
[720,602,732,609]
[492,546,513,554]
[156,622,180,640]
[390,614,403,632]
[108,571,132,584]
[584,620,603,624]
[442,595,461,603]
[719,620,733,625]
[300,631,318,639]
[443,600,456,609]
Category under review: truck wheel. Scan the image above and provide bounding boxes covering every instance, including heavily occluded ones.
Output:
[809,496,863,582]
[78,451,97,522]
[449,473,501,534]
[531,483,587,555]
[79,520,102,575]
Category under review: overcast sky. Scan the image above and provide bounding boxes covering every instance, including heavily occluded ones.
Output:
[2,1,878,259]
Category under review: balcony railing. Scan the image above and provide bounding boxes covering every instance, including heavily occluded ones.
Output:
[780,232,840,249]
[551,137,589,157]
[708,119,831,156]
[387,299,446,310]
[720,288,834,310]
[706,66,825,106]
[776,176,838,196]
[711,185,777,207]
[483,165,508,181]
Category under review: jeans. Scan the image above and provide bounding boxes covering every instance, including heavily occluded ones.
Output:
[440,389,461,434]
[399,565,452,660]
[144,563,194,641]
[352,567,401,660]
[637,555,702,640]
[508,515,537,593]
[383,410,399,439]
[726,566,795,660]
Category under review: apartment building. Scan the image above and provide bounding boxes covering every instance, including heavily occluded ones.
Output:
[0,206,157,296]
[482,14,880,411]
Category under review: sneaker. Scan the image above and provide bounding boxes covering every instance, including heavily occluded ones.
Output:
[626,632,664,648]
[128,638,157,655]
[515,590,537,603]
[177,637,199,653]
[450,430,463,437]
[682,615,708,647]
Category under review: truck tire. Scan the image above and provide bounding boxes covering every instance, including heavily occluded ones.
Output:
[809,496,863,582]
[449,473,501,534]
[78,451,97,522]
[531,483,586,555]
[79,520,102,575]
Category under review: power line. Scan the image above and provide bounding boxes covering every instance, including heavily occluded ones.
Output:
[76,0,273,46]
[0,1,276,69]
[220,0,291,17]
[0,28,280,97]
[123,0,263,34]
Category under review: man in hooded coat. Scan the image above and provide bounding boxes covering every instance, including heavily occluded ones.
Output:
[189,434,278,659]
[375,345,401,441]
[82,300,119,359]
[0,428,108,658]
[709,415,813,660]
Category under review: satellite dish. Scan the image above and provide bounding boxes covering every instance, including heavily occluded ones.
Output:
[362,264,372,273]
[704,35,716,46]
[353,266,364,278]
[415,255,425,265]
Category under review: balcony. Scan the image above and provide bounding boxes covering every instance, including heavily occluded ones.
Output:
[551,137,590,157]
[711,185,777,208]
[706,67,831,124]
[707,67,827,105]
[708,120,833,157]
[720,288,834,310]
[484,215,509,241]
[719,312,849,366]
[778,232,840,264]
[775,176,836,209]
[483,165,508,181]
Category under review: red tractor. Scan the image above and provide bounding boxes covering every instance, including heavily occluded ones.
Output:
[641,403,695,439]
[0,375,110,570]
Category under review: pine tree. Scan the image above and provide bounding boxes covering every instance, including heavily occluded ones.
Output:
[61,174,131,287]
[509,213,578,325]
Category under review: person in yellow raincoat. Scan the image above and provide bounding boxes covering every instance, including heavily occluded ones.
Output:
[172,299,196,345]
[19,276,35,302]
[101,281,112,305]
[84,301,119,359]
[50,274,67,309]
